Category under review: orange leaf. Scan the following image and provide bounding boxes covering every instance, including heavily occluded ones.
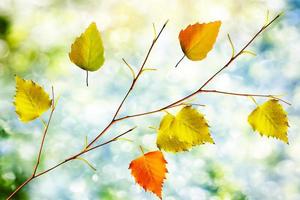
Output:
[129,151,167,199]
[179,21,221,61]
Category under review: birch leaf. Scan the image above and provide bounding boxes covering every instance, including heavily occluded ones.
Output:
[69,22,104,71]
[14,76,51,122]
[157,106,214,152]
[129,151,167,199]
[179,21,221,61]
[248,99,289,143]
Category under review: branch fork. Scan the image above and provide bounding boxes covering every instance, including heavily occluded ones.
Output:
[7,14,288,200]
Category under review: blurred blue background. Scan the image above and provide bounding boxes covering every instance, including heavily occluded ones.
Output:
[0,0,300,199]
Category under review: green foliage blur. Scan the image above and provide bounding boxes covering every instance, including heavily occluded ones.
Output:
[0,125,29,199]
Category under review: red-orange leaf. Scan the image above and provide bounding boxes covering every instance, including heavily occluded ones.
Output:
[179,21,221,61]
[129,151,167,199]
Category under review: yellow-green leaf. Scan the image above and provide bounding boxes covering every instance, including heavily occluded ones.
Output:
[156,106,214,152]
[179,21,221,61]
[69,22,104,71]
[248,99,289,143]
[14,76,52,122]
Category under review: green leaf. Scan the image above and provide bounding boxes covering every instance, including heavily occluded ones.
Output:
[69,22,105,72]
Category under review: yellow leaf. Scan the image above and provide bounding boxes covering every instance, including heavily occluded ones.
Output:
[129,151,167,199]
[14,76,51,122]
[69,22,104,71]
[157,106,214,152]
[248,99,289,143]
[179,21,221,61]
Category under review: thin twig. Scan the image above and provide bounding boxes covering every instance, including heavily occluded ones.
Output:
[122,58,136,79]
[6,176,32,200]
[227,33,235,58]
[83,127,137,153]
[201,89,291,105]
[34,127,136,178]
[85,20,169,150]
[115,14,283,121]
[32,88,56,176]
[241,50,256,56]
[6,127,135,200]
[32,108,55,175]
[76,157,97,171]
[8,14,283,199]
[7,88,56,200]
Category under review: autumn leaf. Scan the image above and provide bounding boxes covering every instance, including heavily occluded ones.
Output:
[69,22,104,72]
[14,76,52,122]
[248,99,289,143]
[179,21,221,61]
[129,151,167,199]
[157,106,214,152]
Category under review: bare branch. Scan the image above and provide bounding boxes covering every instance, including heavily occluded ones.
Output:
[7,14,284,199]
[201,89,291,105]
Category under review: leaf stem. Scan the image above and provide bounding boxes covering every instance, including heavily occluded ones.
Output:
[174,54,185,68]
[241,50,256,56]
[249,96,259,106]
[227,33,235,58]
[7,14,284,199]
[122,58,136,79]
[76,157,97,171]
[139,145,145,154]
[86,71,89,87]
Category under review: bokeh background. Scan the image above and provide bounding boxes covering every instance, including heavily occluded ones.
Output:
[1,0,300,199]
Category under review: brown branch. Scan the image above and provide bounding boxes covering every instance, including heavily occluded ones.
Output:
[7,20,169,199]
[7,14,283,199]
[32,87,56,176]
[32,107,55,175]
[7,88,56,200]
[34,127,136,178]
[6,127,135,200]
[198,13,281,91]
[112,19,169,120]
[201,89,291,105]
[83,127,137,153]
[85,20,169,149]
[115,13,283,121]
[6,176,32,200]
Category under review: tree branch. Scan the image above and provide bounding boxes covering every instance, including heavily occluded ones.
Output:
[7,88,56,200]
[6,127,136,200]
[33,127,136,178]
[32,87,56,176]
[201,89,291,105]
[7,14,284,199]
[115,13,284,121]
[85,20,169,149]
